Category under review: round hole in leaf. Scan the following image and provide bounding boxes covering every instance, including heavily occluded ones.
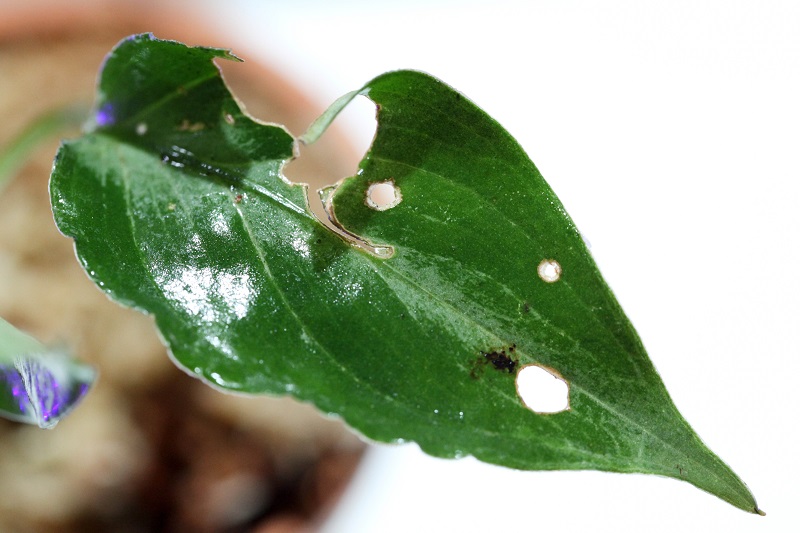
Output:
[366,180,402,211]
[537,259,561,283]
[516,364,570,414]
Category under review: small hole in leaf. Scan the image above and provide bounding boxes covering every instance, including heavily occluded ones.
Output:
[366,181,402,211]
[537,259,562,283]
[516,364,570,414]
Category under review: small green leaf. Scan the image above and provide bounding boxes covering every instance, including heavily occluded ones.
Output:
[0,318,96,429]
[50,34,760,513]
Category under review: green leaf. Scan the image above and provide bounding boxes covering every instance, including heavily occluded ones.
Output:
[0,317,96,429]
[50,34,761,513]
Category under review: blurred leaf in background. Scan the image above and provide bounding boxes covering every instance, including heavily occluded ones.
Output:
[0,317,95,429]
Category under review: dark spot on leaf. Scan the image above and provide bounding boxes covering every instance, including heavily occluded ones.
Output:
[472,345,519,378]
[234,194,243,204]
[522,301,531,314]
[483,349,517,373]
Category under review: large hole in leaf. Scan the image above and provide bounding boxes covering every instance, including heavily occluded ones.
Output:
[283,94,377,227]
[516,364,570,414]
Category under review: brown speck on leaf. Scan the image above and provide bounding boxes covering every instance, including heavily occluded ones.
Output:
[473,345,519,376]
[483,350,517,373]
[234,194,243,204]
[178,119,205,132]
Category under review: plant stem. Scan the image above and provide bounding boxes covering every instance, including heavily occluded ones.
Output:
[0,105,86,193]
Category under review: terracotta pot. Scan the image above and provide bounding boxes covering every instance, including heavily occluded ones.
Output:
[0,3,364,532]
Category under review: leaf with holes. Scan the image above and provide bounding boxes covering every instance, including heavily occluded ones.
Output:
[50,34,760,513]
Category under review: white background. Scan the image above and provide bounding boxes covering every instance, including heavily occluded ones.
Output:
[193,1,798,531]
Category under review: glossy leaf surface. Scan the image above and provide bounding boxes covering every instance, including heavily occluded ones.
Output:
[50,34,760,513]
